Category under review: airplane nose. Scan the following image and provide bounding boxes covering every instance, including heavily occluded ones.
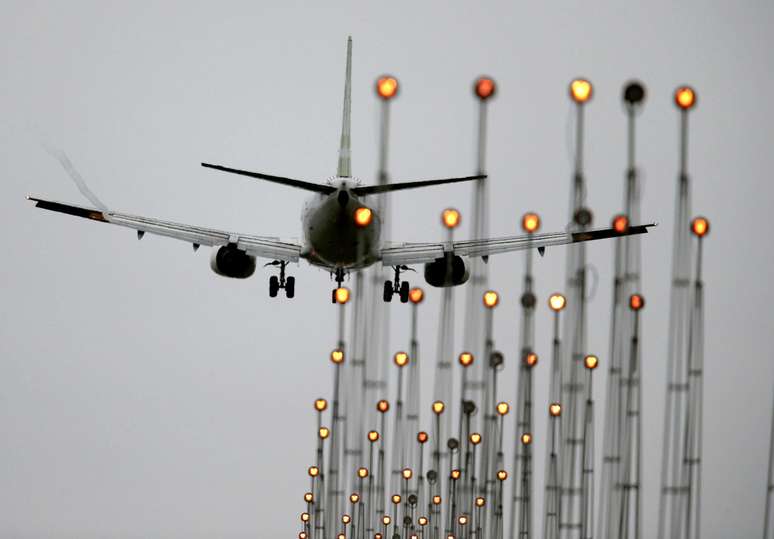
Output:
[337,190,350,207]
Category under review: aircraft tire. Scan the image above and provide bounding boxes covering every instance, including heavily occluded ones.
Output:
[269,275,279,297]
[285,276,295,298]
[383,280,393,302]
[399,281,410,303]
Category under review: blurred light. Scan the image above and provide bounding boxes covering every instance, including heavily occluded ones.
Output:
[301,512,310,522]
[521,432,532,445]
[458,351,475,367]
[409,287,424,304]
[483,290,499,308]
[451,469,461,480]
[475,497,486,507]
[470,432,482,445]
[314,398,328,412]
[458,515,469,526]
[691,216,710,237]
[496,402,510,416]
[368,430,380,443]
[584,354,599,370]
[549,403,562,417]
[675,86,697,110]
[442,208,461,229]
[417,431,429,444]
[402,468,413,480]
[474,76,496,100]
[342,514,351,525]
[319,426,330,439]
[394,351,409,367]
[304,492,314,503]
[357,467,369,478]
[522,212,541,233]
[334,287,350,304]
[308,466,319,477]
[382,515,392,526]
[433,495,442,505]
[629,293,645,311]
[497,470,508,481]
[350,493,360,504]
[376,75,399,100]
[525,352,538,368]
[612,214,630,234]
[377,400,390,413]
[432,401,445,415]
[549,293,566,312]
[392,494,401,504]
[418,516,429,526]
[570,78,593,103]
[354,207,373,227]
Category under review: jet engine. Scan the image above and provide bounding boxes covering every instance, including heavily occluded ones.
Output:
[210,244,256,279]
[423,254,470,287]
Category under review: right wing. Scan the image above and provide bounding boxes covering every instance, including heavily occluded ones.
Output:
[28,197,302,262]
[381,223,654,266]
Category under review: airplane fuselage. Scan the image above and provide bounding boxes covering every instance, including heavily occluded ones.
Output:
[301,177,381,270]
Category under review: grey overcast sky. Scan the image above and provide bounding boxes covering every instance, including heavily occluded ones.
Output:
[2,1,773,537]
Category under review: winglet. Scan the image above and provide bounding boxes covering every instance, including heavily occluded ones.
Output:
[336,36,352,178]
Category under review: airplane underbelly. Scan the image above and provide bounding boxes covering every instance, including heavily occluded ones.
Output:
[305,198,380,268]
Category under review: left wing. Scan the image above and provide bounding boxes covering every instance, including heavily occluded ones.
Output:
[380,223,655,266]
[27,197,302,262]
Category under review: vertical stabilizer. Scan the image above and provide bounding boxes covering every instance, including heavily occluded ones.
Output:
[337,36,352,177]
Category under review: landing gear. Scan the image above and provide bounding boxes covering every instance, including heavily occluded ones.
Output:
[384,265,413,303]
[266,260,295,298]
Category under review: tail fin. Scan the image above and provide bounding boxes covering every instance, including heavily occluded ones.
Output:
[336,36,352,178]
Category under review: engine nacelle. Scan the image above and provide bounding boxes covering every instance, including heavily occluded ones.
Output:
[210,244,256,279]
[423,254,470,287]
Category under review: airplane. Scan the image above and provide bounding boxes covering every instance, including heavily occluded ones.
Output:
[28,37,653,303]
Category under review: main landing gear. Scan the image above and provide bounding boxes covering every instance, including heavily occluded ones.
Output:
[266,260,295,298]
[384,265,412,303]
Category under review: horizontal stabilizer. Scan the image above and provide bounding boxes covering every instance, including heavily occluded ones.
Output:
[202,163,336,194]
[352,174,486,196]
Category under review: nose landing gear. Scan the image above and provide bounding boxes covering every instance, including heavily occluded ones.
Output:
[384,265,412,303]
[331,267,349,303]
[266,260,295,298]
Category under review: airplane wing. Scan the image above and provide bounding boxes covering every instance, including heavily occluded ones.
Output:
[27,197,302,262]
[380,223,654,266]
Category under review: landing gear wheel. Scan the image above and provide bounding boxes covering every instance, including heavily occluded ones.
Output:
[269,275,279,297]
[399,281,410,303]
[383,280,394,302]
[285,276,295,298]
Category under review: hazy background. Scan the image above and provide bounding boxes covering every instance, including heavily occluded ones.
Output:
[1,1,773,537]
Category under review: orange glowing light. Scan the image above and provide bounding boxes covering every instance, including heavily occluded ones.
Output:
[474,76,496,100]
[357,467,369,479]
[394,351,409,367]
[314,398,328,412]
[570,78,593,103]
[337,534,345,539]
[342,514,351,525]
[417,431,429,444]
[368,430,380,443]
[674,86,697,110]
[301,512,310,522]
[629,293,645,311]
[432,401,445,415]
[382,515,392,525]
[475,497,486,507]
[335,287,351,304]
[418,516,429,526]
[308,466,320,477]
[354,207,373,227]
[442,208,461,229]
[433,495,442,505]
[392,494,401,504]
[525,352,538,368]
[350,493,360,504]
[375,534,382,539]
[330,348,345,364]
[522,212,541,233]
[469,432,482,445]
[299,532,307,539]
[319,426,330,439]
[458,515,469,526]
[496,402,510,416]
[483,290,499,308]
[450,469,461,480]
[458,351,475,367]
[497,470,508,481]
[549,403,562,417]
[584,354,599,370]
[613,214,630,234]
[304,492,314,503]
[549,293,566,312]
[377,399,390,413]
[521,432,533,445]
[409,287,425,304]
[691,216,710,238]
[402,468,413,480]
[376,75,399,100]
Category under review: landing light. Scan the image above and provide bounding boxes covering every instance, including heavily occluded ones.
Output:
[584,354,599,370]
[549,403,562,417]
[691,216,710,237]
[521,433,533,445]
[483,290,499,308]
[442,208,461,229]
[335,287,350,304]
[331,348,345,364]
[549,293,566,312]
[314,398,328,412]
[458,352,474,367]
[377,399,390,413]
[394,351,409,367]
[496,402,510,416]
[368,430,380,442]
[522,212,540,233]
[613,214,630,234]
[675,86,697,110]
[432,401,445,415]
[525,352,538,368]
[570,78,593,103]
[354,207,372,227]
[376,75,399,100]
